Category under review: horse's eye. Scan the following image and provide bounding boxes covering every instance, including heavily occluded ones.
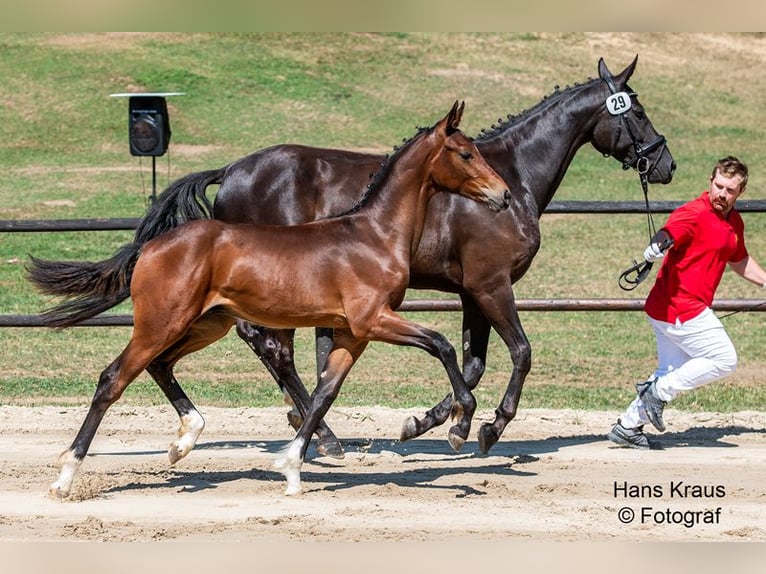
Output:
[634,109,645,119]
[459,151,473,161]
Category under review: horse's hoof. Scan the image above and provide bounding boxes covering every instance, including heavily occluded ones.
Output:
[478,423,499,454]
[286,409,303,431]
[317,439,345,460]
[447,426,466,452]
[400,416,419,442]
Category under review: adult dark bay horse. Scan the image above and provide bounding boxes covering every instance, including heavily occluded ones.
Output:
[218,56,676,456]
[29,102,510,497]
[30,56,675,465]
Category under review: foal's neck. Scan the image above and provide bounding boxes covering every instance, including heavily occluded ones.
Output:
[354,147,437,256]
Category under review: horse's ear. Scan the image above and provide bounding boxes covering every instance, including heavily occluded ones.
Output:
[597,57,612,81]
[615,55,638,86]
[445,100,464,133]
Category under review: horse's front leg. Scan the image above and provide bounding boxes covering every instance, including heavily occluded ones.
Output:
[400,294,490,441]
[362,308,476,451]
[235,320,345,459]
[274,330,367,495]
[470,287,531,454]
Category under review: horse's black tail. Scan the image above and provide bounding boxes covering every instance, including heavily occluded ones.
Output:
[26,168,224,328]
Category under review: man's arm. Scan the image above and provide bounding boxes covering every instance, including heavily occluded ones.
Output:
[729,255,766,288]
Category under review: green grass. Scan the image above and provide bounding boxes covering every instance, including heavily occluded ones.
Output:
[2,33,766,413]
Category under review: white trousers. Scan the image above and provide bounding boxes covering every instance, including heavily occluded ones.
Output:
[619,307,737,430]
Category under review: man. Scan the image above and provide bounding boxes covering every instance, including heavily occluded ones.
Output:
[608,156,766,449]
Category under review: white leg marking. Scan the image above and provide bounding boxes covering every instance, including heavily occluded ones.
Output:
[274,437,305,496]
[169,410,206,464]
[49,449,81,498]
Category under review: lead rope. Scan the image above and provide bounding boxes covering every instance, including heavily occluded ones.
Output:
[617,169,660,291]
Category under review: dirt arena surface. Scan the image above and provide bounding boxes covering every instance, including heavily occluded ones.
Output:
[0,404,763,543]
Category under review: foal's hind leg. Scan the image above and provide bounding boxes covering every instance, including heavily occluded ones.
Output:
[400,294,491,442]
[146,361,206,464]
[147,313,237,464]
[50,340,160,498]
[235,320,344,459]
[51,307,222,498]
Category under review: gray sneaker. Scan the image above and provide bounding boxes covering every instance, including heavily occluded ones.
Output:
[636,379,666,432]
[607,420,650,450]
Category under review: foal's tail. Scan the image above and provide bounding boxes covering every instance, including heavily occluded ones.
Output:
[26,168,224,328]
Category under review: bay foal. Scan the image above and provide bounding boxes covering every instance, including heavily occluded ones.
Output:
[33,102,510,497]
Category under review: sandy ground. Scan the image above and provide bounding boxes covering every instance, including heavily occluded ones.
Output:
[0,404,764,543]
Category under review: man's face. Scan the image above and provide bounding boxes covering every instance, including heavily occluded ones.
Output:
[708,171,745,216]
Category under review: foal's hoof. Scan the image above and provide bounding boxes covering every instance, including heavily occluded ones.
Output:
[48,483,71,499]
[317,439,345,460]
[447,425,466,452]
[477,423,500,454]
[400,416,419,442]
[168,445,183,465]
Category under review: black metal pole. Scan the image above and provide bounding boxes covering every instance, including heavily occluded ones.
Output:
[151,155,157,203]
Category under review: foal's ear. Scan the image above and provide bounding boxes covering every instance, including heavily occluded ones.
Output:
[445,100,465,133]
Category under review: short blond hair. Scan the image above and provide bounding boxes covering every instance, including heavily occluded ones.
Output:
[712,156,748,191]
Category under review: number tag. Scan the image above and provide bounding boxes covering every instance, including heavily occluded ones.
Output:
[606,92,632,115]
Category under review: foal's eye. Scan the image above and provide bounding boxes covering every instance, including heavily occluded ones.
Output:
[459,150,473,161]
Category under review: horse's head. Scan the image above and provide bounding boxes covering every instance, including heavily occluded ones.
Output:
[430,101,511,212]
[592,56,676,184]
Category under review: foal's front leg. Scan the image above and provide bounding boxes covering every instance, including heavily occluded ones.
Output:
[235,320,345,459]
[364,308,477,451]
[274,330,367,495]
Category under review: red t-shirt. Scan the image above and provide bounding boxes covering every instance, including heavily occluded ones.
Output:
[644,192,748,323]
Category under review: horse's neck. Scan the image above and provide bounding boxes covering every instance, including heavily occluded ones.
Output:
[478,82,604,214]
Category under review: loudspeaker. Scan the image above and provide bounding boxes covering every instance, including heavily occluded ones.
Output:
[128,96,171,157]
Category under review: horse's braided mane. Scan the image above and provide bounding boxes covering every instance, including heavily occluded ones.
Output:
[475,77,597,141]
[334,124,431,217]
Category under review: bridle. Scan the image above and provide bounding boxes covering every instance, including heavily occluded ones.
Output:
[602,73,668,180]
[601,73,669,291]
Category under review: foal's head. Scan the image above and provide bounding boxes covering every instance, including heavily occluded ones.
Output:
[424,101,510,212]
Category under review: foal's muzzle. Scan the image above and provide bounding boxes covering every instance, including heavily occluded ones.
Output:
[488,189,511,212]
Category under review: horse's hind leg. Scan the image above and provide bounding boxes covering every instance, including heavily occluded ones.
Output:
[400,294,490,441]
[235,320,345,459]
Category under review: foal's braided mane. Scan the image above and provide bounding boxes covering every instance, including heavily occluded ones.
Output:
[475,77,596,141]
[334,124,431,217]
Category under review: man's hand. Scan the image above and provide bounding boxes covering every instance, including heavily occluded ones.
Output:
[644,242,666,263]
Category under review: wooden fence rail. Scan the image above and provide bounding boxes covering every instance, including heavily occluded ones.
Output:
[4,199,766,327]
[4,200,766,233]
[2,298,766,328]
